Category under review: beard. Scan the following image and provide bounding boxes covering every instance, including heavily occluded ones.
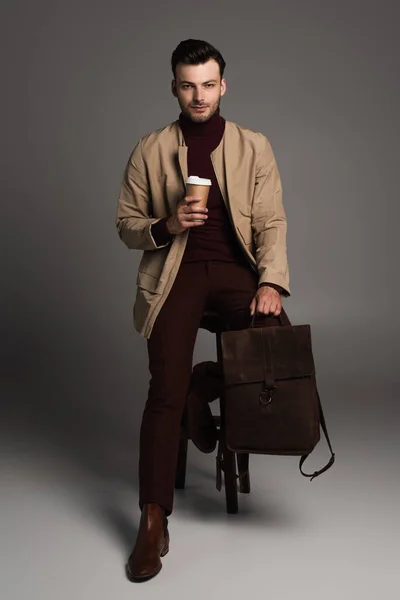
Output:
[180,97,221,123]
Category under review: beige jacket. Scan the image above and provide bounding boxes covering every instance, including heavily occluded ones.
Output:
[116,119,290,339]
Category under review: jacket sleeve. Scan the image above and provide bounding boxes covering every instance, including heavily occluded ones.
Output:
[251,136,290,297]
[258,282,284,294]
[115,139,173,251]
[150,217,175,247]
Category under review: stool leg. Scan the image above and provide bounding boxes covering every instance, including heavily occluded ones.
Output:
[223,443,238,514]
[216,331,238,514]
[175,434,188,489]
[237,453,250,494]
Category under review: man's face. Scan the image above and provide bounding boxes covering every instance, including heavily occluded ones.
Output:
[172,59,226,123]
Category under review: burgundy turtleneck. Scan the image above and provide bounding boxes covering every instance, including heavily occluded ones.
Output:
[150,108,283,294]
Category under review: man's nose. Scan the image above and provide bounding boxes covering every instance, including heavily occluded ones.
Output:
[193,87,204,102]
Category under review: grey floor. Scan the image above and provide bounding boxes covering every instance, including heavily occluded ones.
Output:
[2,378,399,600]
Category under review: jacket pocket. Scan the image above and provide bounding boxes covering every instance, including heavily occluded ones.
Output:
[236,225,252,247]
[136,271,161,294]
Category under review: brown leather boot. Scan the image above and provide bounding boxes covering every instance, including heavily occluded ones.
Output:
[126,503,170,582]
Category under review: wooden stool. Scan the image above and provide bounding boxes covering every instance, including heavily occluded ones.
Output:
[175,310,250,514]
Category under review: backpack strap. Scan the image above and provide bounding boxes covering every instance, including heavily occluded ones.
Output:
[299,389,336,480]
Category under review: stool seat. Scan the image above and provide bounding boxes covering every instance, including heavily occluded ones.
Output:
[199,310,227,334]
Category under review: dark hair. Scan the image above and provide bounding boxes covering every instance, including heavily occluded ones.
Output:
[171,39,226,80]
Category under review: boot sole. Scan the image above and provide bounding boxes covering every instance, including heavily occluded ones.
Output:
[125,542,169,582]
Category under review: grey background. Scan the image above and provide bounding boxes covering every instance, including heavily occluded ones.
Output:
[1,0,399,598]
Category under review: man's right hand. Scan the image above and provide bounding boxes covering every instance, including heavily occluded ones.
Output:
[166,197,208,235]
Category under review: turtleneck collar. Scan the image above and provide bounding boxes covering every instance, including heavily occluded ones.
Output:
[178,106,225,139]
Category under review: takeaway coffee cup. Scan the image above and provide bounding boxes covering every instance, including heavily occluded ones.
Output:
[185,176,212,208]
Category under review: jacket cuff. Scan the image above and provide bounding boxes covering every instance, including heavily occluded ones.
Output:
[150,218,174,247]
[258,282,284,295]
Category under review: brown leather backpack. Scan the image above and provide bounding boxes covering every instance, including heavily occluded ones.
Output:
[220,312,335,480]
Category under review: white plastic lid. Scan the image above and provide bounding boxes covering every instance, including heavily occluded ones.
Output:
[186,175,212,186]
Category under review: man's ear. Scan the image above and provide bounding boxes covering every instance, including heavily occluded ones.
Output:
[220,78,227,97]
[171,80,177,98]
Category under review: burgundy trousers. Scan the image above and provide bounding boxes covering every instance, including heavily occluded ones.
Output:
[138,260,288,515]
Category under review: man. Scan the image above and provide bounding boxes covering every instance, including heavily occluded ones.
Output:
[116,39,291,581]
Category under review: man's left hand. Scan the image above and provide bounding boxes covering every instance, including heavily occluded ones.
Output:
[250,286,282,317]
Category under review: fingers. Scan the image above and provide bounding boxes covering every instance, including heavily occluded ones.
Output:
[182,218,206,227]
[259,306,282,316]
[181,208,207,221]
[253,299,282,317]
[177,196,202,208]
[184,207,208,217]
[183,197,208,213]
[253,286,283,317]
[250,297,281,317]
[184,197,208,212]
[179,212,207,227]
[178,196,208,227]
